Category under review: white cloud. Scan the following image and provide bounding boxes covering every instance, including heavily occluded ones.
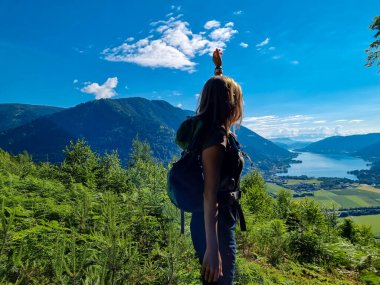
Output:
[126,37,134,42]
[256,38,270,47]
[172,90,181,96]
[233,10,243,15]
[103,15,237,72]
[170,5,181,11]
[176,103,183,108]
[281,115,313,122]
[272,55,282,60]
[291,60,299,65]
[103,38,196,72]
[242,114,369,141]
[204,20,220,30]
[209,25,238,41]
[125,85,129,90]
[73,79,78,84]
[81,77,118,99]
[268,46,276,51]
[240,42,248,48]
[243,115,278,123]
[195,93,200,98]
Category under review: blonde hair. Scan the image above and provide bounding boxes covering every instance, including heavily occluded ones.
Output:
[196,76,243,131]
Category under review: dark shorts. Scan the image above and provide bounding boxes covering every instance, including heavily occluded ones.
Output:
[190,205,237,285]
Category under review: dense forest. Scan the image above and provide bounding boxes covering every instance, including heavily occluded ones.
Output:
[0,138,380,284]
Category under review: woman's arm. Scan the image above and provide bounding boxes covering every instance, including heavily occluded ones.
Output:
[201,144,224,283]
[213,48,223,76]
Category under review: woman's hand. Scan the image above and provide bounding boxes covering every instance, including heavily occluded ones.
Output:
[213,48,223,67]
[202,246,223,282]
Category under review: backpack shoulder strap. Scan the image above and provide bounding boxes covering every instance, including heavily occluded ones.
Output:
[188,118,204,152]
[229,133,254,167]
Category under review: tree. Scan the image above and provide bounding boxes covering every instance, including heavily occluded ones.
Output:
[61,138,99,187]
[339,218,358,243]
[276,189,292,220]
[240,170,274,219]
[96,150,129,193]
[365,16,380,72]
[127,135,154,167]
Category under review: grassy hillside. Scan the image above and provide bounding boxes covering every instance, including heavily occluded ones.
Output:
[0,141,379,284]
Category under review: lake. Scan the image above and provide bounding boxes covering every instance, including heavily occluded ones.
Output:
[277,151,370,180]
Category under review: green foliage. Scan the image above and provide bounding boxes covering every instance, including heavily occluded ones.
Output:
[340,218,358,243]
[276,188,292,219]
[323,204,340,242]
[240,170,274,220]
[0,140,201,284]
[96,150,129,193]
[0,141,379,284]
[288,227,324,263]
[338,218,375,246]
[62,138,100,188]
[128,135,154,167]
[249,219,289,265]
[366,16,380,72]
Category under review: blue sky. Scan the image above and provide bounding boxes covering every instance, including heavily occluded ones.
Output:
[0,0,379,141]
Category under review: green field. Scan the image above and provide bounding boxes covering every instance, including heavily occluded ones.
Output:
[348,215,380,238]
[285,178,321,186]
[266,183,380,209]
[311,188,380,208]
[265,182,291,195]
[266,182,380,238]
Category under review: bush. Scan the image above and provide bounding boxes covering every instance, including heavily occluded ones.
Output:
[288,228,323,263]
[250,219,289,265]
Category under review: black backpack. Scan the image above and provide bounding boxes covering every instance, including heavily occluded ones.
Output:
[167,117,204,214]
[167,117,251,234]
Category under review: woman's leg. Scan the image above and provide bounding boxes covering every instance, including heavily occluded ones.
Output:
[190,207,237,285]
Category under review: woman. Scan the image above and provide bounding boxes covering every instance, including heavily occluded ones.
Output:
[179,49,246,284]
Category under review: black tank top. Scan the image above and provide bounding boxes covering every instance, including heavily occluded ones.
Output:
[198,124,244,192]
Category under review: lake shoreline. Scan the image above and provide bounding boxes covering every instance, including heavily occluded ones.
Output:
[275,151,371,180]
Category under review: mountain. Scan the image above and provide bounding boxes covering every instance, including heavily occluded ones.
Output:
[235,127,293,161]
[270,137,312,150]
[0,103,64,131]
[297,133,380,156]
[0,97,294,168]
[356,141,380,160]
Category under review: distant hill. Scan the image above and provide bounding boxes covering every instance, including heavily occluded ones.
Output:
[0,103,64,131]
[297,133,380,157]
[0,98,294,168]
[270,137,312,150]
[356,141,380,160]
[235,128,293,161]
